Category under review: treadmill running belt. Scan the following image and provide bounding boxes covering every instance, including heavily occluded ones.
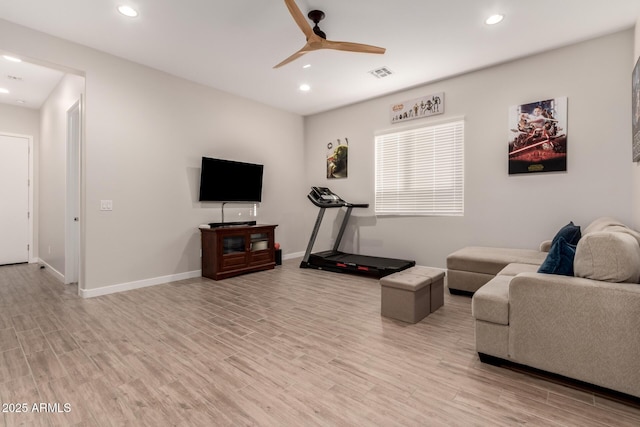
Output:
[322,252,413,268]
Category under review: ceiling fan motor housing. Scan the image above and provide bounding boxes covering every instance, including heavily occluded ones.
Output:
[308,10,327,39]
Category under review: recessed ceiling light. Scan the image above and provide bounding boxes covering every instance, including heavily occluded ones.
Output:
[485,14,504,25]
[299,84,311,92]
[3,55,22,62]
[118,5,138,17]
[303,64,311,69]
[0,88,10,94]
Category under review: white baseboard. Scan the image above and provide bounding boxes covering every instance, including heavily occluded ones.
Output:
[79,270,202,298]
[79,252,305,299]
[415,264,446,273]
[71,257,439,299]
[37,259,64,283]
[283,251,305,261]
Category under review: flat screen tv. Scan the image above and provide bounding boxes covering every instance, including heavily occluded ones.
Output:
[199,157,263,202]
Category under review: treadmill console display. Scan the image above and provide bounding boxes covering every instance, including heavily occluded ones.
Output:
[308,187,345,206]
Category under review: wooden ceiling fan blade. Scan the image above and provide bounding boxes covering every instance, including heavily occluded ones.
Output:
[323,40,386,55]
[273,46,311,69]
[283,0,314,39]
[275,2,385,69]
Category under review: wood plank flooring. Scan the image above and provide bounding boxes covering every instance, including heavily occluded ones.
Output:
[1,260,639,426]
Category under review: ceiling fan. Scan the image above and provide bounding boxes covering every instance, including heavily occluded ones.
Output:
[274,0,386,69]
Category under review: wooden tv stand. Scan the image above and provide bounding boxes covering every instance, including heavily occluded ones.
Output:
[200,224,277,280]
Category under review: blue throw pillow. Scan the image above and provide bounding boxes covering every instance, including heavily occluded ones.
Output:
[538,236,576,276]
[551,221,581,246]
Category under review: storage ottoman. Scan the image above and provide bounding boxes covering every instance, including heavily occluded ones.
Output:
[380,266,445,323]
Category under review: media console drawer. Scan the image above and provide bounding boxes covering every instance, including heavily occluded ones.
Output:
[248,250,273,266]
[221,253,248,269]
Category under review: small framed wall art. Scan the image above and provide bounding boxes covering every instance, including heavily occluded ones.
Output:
[327,138,348,179]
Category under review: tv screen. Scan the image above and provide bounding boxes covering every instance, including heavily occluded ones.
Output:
[199,157,263,202]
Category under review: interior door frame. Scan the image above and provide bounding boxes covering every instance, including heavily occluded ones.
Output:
[65,97,82,284]
[0,132,34,264]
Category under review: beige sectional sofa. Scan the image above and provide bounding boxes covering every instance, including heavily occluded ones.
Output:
[461,217,640,398]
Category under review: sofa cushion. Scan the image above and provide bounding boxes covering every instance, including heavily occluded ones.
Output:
[471,275,511,325]
[584,217,640,247]
[584,217,624,235]
[552,221,581,246]
[537,236,576,276]
[497,263,540,276]
[574,231,640,283]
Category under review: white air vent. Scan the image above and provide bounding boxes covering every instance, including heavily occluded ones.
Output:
[369,67,393,78]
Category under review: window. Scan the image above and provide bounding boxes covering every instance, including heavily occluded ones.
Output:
[375,119,464,216]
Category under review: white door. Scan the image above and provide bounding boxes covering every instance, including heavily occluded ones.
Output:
[0,134,29,265]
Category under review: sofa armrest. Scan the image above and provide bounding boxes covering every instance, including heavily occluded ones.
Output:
[508,272,640,398]
[539,240,552,252]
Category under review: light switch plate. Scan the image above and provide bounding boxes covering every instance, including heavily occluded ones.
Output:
[100,200,113,211]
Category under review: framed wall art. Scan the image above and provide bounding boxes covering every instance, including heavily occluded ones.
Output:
[327,138,348,179]
[632,56,640,162]
[508,97,568,175]
[390,92,444,124]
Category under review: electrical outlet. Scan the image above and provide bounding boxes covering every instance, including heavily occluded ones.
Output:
[100,200,113,211]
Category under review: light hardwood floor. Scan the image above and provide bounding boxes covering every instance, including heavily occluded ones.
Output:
[1,260,639,426]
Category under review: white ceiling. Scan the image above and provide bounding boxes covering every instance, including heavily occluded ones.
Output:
[0,55,64,109]
[0,0,639,115]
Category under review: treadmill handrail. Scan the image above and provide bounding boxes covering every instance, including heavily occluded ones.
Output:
[306,194,368,209]
[307,187,369,209]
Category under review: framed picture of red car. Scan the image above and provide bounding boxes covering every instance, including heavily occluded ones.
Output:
[508,97,568,175]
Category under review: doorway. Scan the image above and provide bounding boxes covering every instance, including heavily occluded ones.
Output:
[65,98,82,284]
[0,133,33,265]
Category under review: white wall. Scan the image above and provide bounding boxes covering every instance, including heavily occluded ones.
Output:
[0,103,39,133]
[81,49,306,293]
[0,19,307,293]
[304,30,634,268]
[0,103,40,257]
[38,73,85,275]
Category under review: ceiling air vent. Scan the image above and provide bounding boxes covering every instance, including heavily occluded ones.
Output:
[7,75,23,81]
[369,67,393,79]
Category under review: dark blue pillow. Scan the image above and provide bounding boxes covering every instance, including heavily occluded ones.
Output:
[538,236,576,276]
[552,221,581,246]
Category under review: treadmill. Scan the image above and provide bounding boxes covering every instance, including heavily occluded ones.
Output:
[300,186,415,278]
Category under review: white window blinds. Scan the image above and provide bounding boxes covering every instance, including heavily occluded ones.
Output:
[375,120,464,216]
